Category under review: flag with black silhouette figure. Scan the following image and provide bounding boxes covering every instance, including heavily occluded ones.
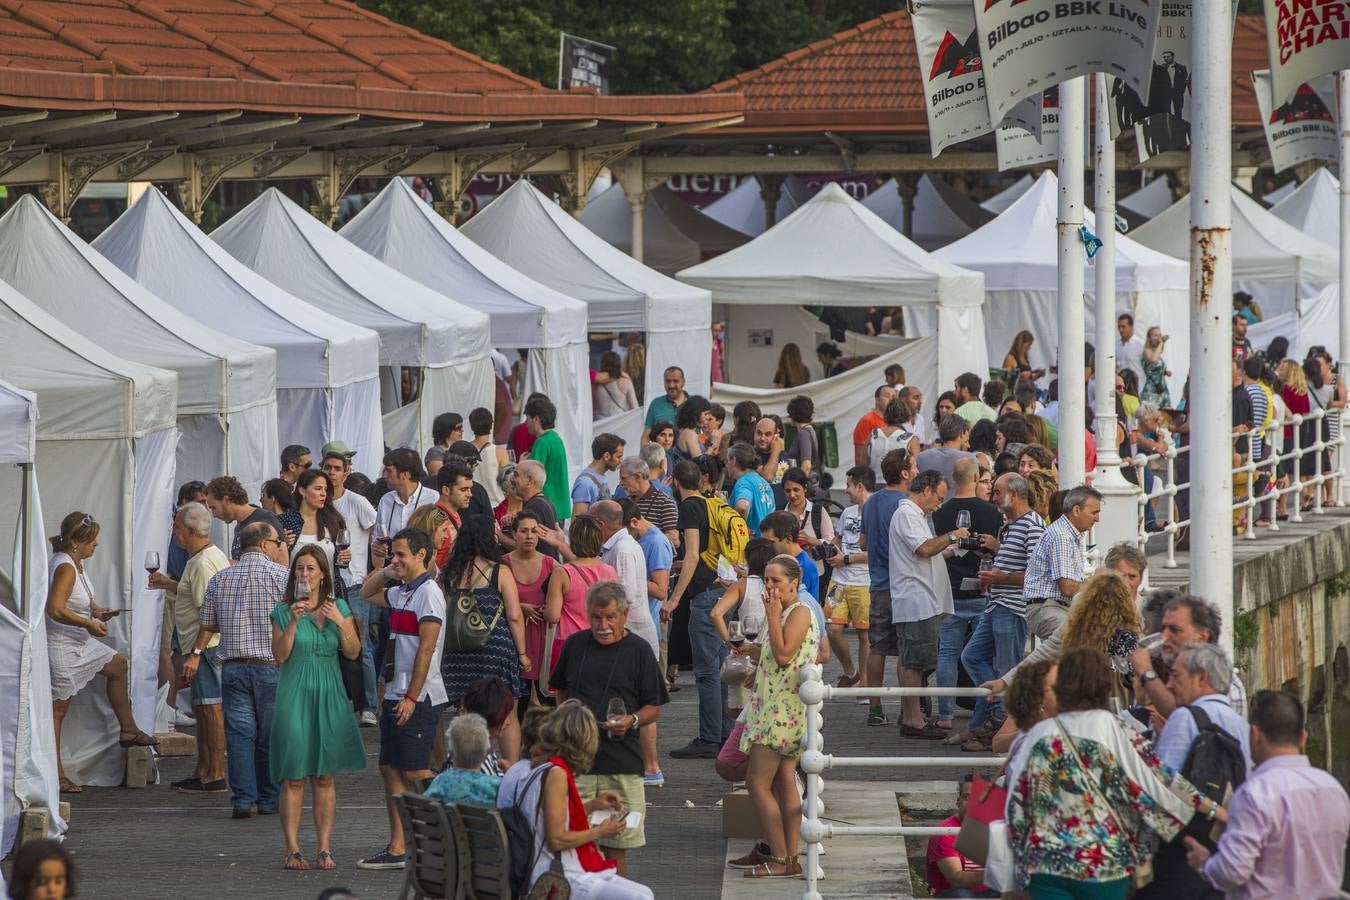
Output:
[1253,69,1338,174]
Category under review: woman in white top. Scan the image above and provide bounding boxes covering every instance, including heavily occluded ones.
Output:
[592,351,639,418]
[45,511,157,793]
[290,470,347,571]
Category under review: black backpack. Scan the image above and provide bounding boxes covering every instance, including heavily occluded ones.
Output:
[503,763,554,898]
[1177,704,1247,842]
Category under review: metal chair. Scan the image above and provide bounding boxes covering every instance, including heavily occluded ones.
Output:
[455,804,513,900]
[395,792,469,900]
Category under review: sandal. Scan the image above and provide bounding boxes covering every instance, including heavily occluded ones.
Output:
[316,849,337,870]
[118,731,159,748]
[284,852,311,871]
[59,777,82,794]
[743,857,794,878]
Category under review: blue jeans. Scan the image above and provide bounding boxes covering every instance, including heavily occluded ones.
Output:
[222,662,280,811]
[344,581,378,710]
[960,605,1028,730]
[936,599,982,721]
[689,585,730,744]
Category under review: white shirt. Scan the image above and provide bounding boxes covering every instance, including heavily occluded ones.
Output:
[331,488,377,585]
[600,529,659,659]
[832,504,869,587]
[374,484,437,541]
[887,499,954,623]
[1117,334,1145,386]
[384,573,447,704]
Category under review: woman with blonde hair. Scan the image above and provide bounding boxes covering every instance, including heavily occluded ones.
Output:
[772,342,811,389]
[1141,326,1172,407]
[1279,357,1315,511]
[1025,470,1057,521]
[46,511,155,793]
[515,699,654,899]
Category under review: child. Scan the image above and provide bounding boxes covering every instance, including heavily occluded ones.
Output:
[8,839,75,900]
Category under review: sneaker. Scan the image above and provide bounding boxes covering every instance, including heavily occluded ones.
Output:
[643,771,666,788]
[834,672,860,688]
[231,806,253,820]
[728,842,773,869]
[171,709,196,727]
[257,805,279,815]
[171,775,202,791]
[359,710,378,728]
[200,778,230,793]
[356,848,406,870]
[669,738,721,759]
[866,711,890,726]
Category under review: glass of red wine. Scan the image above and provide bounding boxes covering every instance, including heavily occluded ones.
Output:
[728,620,745,649]
[335,528,350,570]
[144,551,160,583]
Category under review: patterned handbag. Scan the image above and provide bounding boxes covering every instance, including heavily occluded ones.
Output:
[443,564,502,653]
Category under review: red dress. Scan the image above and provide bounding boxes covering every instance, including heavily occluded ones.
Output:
[504,553,555,682]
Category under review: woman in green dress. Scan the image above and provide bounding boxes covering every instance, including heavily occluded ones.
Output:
[270,544,366,871]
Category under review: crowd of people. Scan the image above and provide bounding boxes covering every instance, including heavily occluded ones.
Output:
[31,316,1350,899]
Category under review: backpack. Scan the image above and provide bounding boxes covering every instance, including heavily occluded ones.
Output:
[1177,704,1247,842]
[700,494,750,571]
[504,763,557,897]
[443,564,502,653]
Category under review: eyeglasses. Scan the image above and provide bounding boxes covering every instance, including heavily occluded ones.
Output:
[262,538,286,548]
[81,513,95,527]
[978,477,993,485]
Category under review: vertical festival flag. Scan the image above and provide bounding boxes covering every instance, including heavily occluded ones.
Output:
[1253,70,1338,173]
[995,88,1063,169]
[1262,0,1350,108]
[912,0,997,155]
[974,0,1161,126]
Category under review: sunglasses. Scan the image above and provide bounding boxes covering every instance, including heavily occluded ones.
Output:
[81,513,95,527]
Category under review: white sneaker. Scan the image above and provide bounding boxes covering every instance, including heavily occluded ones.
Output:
[171,709,196,727]
[360,710,378,728]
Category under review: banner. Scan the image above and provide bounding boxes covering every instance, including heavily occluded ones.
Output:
[1106,0,1195,161]
[1253,70,1338,173]
[557,33,615,93]
[974,0,1160,126]
[912,0,996,155]
[1263,0,1350,107]
[996,88,1062,170]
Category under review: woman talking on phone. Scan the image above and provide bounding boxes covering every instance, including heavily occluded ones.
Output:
[46,511,156,794]
[269,545,365,870]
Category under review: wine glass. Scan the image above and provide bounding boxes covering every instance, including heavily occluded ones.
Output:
[956,510,971,531]
[605,698,627,741]
[334,527,350,570]
[728,620,745,648]
[144,551,161,575]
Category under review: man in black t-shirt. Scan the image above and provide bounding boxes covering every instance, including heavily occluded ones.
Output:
[204,475,285,560]
[929,458,1003,730]
[551,580,667,875]
[513,460,559,559]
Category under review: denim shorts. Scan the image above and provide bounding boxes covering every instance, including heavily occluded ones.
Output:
[379,697,446,773]
[189,645,223,706]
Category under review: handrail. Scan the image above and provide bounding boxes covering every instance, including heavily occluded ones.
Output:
[1131,407,1345,567]
[797,665,1005,900]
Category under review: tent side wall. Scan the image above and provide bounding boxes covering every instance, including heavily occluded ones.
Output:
[524,344,591,480]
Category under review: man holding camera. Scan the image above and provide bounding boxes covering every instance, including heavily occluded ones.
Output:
[930,458,1002,734]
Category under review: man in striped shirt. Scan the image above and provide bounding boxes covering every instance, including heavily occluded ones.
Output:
[956,473,1045,748]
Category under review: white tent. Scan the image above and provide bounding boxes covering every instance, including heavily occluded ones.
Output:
[1270,167,1339,239]
[1118,177,1175,220]
[463,178,715,409]
[679,182,987,399]
[580,183,749,274]
[95,188,384,474]
[340,178,591,472]
[1132,185,1339,323]
[0,381,61,856]
[1263,180,1298,205]
[1248,282,1342,360]
[862,175,992,250]
[213,188,495,455]
[703,175,813,236]
[980,174,1035,214]
[936,171,1190,396]
[0,284,177,787]
[0,195,278,498]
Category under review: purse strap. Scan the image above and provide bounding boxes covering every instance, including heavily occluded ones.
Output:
[1053,717,1138,867]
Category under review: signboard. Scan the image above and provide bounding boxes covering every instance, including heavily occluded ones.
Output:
[974,0,1160,126]
[1253,69,1338,174]
[1262,0,1350,108]
[912,0,997,155]
[558,33,615,93]
[996,88,1062,170]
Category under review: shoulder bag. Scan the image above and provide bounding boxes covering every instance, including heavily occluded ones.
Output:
[443,563,502,653]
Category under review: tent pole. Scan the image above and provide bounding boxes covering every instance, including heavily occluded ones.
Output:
[1091,74,1141,556]
[1056,76,1088,488]
[1339,72,1350,505]
[1189,0,1234,654]
[19,461,31,621]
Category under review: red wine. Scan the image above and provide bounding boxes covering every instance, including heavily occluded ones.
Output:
[744,632,759,643]
[335,542,350,568]
[145,567,159,575]
[729,637,744,648]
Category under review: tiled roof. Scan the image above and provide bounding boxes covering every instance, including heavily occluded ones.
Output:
[706,10,1268,133]
[0,0,742,123]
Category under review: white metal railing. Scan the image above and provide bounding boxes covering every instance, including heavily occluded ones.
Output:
[796,665,1005,900]
[1131,408,1345,567]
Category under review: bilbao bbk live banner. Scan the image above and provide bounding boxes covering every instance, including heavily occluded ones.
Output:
[1253,69,1338,173]
[911,0,1048,160]
[973,0,1161,126]
[1262,0,1350,109]
[995,87,1063,169]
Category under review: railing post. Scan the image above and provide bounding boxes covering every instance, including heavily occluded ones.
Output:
[800,664,826,900]
[1291,413,1305,524]
[1314,410,1326,516]
[1165,447,1178,568]
[1244,431,1258,540]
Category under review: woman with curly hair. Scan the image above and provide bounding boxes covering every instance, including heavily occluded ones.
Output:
[1024,470,1057,521]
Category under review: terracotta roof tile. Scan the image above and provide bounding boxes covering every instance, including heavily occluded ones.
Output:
[706,9,1267,133]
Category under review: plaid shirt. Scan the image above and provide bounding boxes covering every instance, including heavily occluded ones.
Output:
[199,550,288,661]
[1022,515,1085,605]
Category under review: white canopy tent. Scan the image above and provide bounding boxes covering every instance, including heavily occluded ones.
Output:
[1263,180,1298,205]
[214,188,494,455]
[462,178,715,407]
[95,188,384,475]
[1248,283,1342,359]
[979,174,1034,214]
[1118,177,1175,220]
[1133,185,1339,324]
[702,175,813,236]
[936,171,1190,397]
[340,178,591,472]
[862,175,992,250]
[0,195,278,498]
[580,183,749,274]
[679,183,987,394]
[1270,167,1339,239]
[0,381,61,857]
[0,284,177,788]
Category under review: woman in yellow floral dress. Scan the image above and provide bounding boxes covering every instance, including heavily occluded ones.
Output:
[737,553,820,878]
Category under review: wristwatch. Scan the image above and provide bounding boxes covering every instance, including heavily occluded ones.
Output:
[948,531,959,543]
[191,648,204,657]
[1140,668,1158,683]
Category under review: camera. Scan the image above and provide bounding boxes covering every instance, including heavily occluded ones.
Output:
[808,541,840,561]
[956,536,985,552]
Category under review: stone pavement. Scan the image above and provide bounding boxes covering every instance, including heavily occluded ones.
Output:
[4,653,976,900]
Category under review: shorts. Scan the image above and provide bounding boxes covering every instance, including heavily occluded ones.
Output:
[574,773,646,849]
[868,589,899,656]
[189,645,223,706]
[718,721,749,773]
[894,612,943,670]
[827,583,870,629]
[378,697,447,773]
